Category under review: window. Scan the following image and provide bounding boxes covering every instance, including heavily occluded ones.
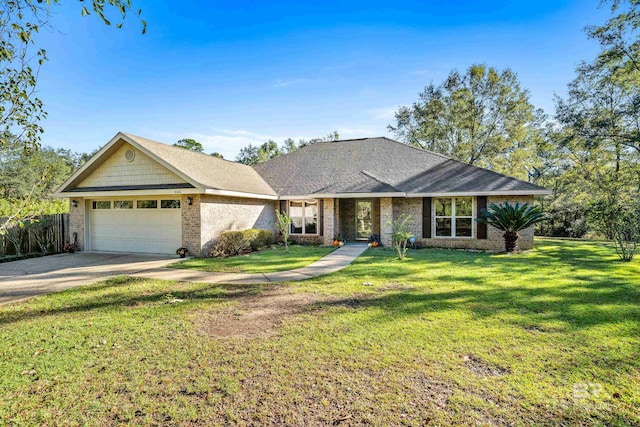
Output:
[161,199,181,209]
[114,200,133,209]
[92,201,110,209]
[434,197,473,238]
[289,200,318,235]
[137,200,158,209]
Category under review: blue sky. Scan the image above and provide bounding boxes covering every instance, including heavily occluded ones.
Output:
[38,0,611,159]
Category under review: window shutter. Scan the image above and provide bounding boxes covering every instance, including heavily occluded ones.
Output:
[422,197,432,238]
[477,196,487,240]
[279,200,287,214]
[319,200,324,236]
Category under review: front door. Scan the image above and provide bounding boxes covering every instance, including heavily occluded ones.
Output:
[355,200,373,240]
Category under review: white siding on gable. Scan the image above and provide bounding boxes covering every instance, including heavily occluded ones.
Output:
[79,143,187,187]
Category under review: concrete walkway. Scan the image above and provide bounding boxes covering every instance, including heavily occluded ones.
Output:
[0,245,368,305]
[133,244,369,284]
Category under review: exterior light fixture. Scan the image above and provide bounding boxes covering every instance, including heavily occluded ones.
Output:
[72,200,78,208]
[186,197,193,206]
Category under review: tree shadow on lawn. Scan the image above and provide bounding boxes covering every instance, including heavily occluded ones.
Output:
[0,276,268,326]
[342,280,640,331]
[2,240,638,338]
[319,241,640,335]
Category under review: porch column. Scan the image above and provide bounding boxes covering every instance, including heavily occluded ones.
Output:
[323,198,335,245]
[380,197,393,247]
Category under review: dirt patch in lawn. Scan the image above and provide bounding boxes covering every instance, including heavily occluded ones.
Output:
[197,288,364,339]
[462,354,510,377]
[403,372,454,409]
[377,282,414,292]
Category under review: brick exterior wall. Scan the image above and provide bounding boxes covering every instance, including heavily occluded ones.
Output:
[327,195,536,252]
[380,197,393,246]
[486,195,535,251]
[181,194,202,256]
[414,195,535,252]
[392,198,422,239]
[322,198,335,245]
[199,195,277,256]
[69,193,535,256]
[69,197,85,250]
[289,235,324,245]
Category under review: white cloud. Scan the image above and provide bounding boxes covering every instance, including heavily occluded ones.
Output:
[367,106,398,121]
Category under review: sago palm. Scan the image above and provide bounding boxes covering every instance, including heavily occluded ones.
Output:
[477,202,547,252]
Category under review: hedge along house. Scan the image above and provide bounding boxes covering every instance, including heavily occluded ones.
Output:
[55,132,550,256]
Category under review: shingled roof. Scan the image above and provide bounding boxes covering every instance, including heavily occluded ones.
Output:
[56,133,549,199]
[253,137,549,197]
[57,132,277,198]
[123,134,277,196]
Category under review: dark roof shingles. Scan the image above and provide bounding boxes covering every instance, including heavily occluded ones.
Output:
[254,137,546,196]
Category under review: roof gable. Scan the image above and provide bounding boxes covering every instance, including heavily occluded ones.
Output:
[75,142,187,188]
[124,134,277,196]
[56,132,277,198]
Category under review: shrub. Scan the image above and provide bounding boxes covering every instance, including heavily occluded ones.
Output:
[389,214,414,260]
[477,202,547,253]
[611,202,640,262]
[212,231,251,257]
[211,229,276,257]
[242,229,261,251]
[256,229,275,248]
[275,210,293,253]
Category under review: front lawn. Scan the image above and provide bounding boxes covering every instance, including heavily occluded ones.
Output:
[169,244,335,273]
[0,239,638,425]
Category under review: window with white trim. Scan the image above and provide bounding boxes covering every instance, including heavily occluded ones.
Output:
[434,197,474,238]
[289,200,318,235]
[114,200,133,209]
[92,201,111,209]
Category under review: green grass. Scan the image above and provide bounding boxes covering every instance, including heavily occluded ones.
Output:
[169,244,336,273]
[0,238,639,425]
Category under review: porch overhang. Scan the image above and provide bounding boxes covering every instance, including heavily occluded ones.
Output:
[280,192,406,200]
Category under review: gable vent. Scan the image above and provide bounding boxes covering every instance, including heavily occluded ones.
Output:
[124,149,136,162]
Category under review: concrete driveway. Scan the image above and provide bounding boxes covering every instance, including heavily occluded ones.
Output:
[0,252,179,306]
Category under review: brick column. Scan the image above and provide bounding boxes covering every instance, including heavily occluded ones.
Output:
[181,194,202,256]
[323,198,335,245]
[380,197,393,247]
[69,197,85,250]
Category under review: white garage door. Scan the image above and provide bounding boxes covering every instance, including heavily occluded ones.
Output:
[88,198,182,254]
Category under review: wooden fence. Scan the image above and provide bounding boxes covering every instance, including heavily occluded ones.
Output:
[0,214,69,258]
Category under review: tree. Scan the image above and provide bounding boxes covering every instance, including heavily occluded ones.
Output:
[275,209,292,253]
[235,144,261,166]
[0,0,145,152]
[611,200,640,261]
[235,140,283,165]
[235,132,339,165]
[173,138,204,153]
[554,59,640,238]
[537,1,640,241]
[0,1,144,232]
[0,133,87,232]
[210,152,224,159]
[389,64,544,179]
[587,0,640,76]
[477,202,547,253]
[389,214,414,260]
